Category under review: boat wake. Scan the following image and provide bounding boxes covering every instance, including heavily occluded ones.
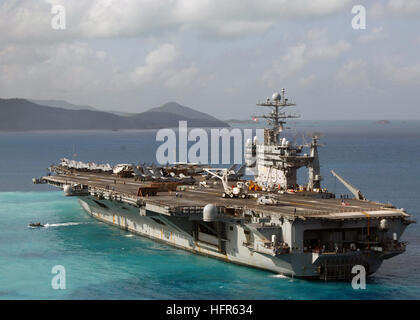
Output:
[269,274,289,279]
[44,222,85,228]
[28,222,86,228]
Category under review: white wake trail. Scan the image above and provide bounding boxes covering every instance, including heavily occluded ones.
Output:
[44,222,84,228]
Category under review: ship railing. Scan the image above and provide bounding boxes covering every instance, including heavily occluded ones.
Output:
[87,185,141,206]
[297,207,384,217]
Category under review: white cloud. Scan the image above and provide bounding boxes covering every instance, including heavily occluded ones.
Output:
[0,42,116,98]
[0,0,353,43]
[382,61,420,85]
[0,45,49,65]
[369,0,420,17]
[263,30,350,85]
[131,43,208,89]
[358,27,388,43]
[336,57,420,89]
[387,0,420,14]
[369,3,386,17]
[299,74,316,86]
[335,59,369,86]
[1,0,419,120]
[131,44,201,90]
[306,30,351,59]
[164,65,198,88]
[306,40,350,59]
[269,43,307,81]
[132,44,179,85]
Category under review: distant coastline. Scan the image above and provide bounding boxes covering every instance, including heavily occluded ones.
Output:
[374,120,391,125]
[225,119,255,124]
[0,99,229,131]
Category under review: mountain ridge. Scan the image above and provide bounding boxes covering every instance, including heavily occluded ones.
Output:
[0,98,229,131]
[145,102,221,121]
[28,99,97,111]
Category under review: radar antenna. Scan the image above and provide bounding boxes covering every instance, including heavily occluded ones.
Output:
[252,88,299,143]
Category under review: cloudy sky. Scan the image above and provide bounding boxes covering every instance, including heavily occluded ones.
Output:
[1,0,420,120]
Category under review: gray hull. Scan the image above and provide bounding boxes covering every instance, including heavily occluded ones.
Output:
[78,196,388,279]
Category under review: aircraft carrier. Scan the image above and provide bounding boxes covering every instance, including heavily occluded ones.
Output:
[35,89,414,280]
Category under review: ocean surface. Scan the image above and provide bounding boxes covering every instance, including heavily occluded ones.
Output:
[0,120,419,300]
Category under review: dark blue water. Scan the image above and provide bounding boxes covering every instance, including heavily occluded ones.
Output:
[0,121,419,299]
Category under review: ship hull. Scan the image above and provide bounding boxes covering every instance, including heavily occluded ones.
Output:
[78,196,388,279]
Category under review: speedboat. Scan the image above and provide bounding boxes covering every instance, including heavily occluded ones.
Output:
[29,222,44,227]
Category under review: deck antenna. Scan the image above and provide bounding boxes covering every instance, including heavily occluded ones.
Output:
[253,87,298,143]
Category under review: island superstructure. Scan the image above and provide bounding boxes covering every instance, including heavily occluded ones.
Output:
[35,89,414,280]
[246,89,322,192]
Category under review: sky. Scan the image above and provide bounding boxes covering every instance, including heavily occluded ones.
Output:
[0,0,420,120]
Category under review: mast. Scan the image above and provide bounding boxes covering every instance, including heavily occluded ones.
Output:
[247,88,323,191]
[253,88,299,144]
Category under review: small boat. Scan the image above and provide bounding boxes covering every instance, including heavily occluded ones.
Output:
[29,222,44,228]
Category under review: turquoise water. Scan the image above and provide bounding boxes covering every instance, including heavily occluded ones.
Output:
[0,121,419,299]
[1,191,418,300]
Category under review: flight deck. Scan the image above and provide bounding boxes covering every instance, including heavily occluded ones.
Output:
[42,172,408,221]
